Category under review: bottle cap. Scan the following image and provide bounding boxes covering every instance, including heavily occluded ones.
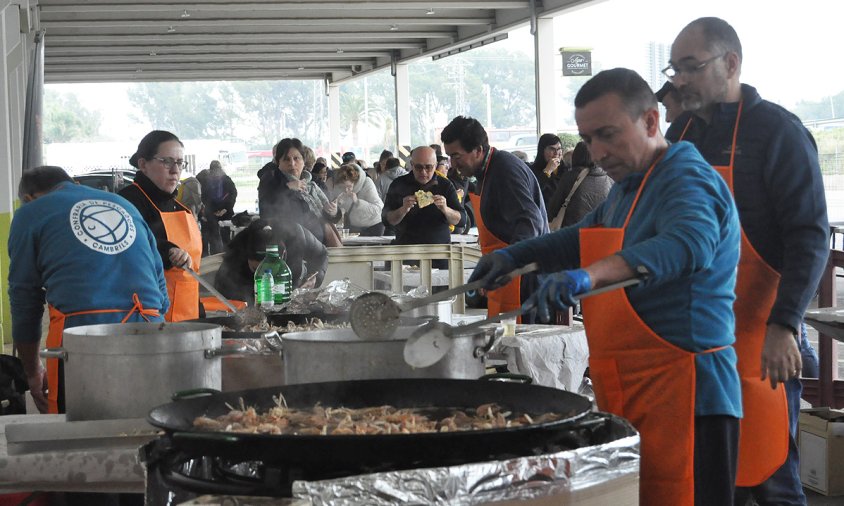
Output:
[265,269,271,273]
[266,245,279,253]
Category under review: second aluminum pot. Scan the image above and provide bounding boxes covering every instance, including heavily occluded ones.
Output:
[281,327,493,384]
[41,322,222,421]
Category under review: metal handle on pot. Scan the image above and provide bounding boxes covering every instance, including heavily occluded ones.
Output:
[171,388,220,401]
[479,372,533,384]
[473,327,502,359]
[39,348,68,361]
[204,342,252,358]
[262,331,283,352]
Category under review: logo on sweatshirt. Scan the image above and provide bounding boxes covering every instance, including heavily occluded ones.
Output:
[69,200,137,254]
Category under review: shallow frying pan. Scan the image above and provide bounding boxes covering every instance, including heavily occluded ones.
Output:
[147,378,592,472]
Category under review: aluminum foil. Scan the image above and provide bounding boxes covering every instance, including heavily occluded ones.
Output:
[285,279,368,313]
[221,333,280,355]
[291,414,639,505]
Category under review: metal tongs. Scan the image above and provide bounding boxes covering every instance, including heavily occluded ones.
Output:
[349,263,539,340]
[182,267,266,329]
[403,277,644,368]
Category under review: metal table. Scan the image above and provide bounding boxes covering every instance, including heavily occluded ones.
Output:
[0,415,146,493]
[805,307,844,343]
[341,233,479,246]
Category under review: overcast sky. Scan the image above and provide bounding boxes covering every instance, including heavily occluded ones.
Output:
[547,0,842,107]
[49,0,842,140]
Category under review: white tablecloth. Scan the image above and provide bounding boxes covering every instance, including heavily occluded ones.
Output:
[490,323,589,392]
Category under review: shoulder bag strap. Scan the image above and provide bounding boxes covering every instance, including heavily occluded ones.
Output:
[549,168,589,231]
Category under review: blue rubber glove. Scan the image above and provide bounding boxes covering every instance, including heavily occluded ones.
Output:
[533,269,592,323]
[468,251,517,290]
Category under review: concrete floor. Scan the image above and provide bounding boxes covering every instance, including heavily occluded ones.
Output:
[806,490,844,505]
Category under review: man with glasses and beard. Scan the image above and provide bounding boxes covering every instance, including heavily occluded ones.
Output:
[665,17,828,505]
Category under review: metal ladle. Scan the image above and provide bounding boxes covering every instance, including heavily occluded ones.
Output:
[404,277,643,368]
[349,263,539,340]
[182,267,266,329]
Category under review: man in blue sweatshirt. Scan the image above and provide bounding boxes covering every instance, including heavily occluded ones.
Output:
[665,18,828,505]
[9,166,168,413]
[470,68,742,505]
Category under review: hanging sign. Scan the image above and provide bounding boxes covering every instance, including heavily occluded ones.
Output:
[561,48,592,77]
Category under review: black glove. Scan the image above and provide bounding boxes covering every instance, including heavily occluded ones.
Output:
[468,251,517,290]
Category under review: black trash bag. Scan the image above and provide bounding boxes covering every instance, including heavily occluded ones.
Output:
[0,354,28,415]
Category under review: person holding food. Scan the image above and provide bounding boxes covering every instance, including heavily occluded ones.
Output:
[529,133,566,209]
[119,130,203,322]
[332,163,385,236]
[441,116,548,319]
[10,166,168,414]
[382,146,464,267]
[470,68,742,505]
[258,138,341,247]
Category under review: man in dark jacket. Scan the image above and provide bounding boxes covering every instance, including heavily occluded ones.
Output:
[665,17,828,505]
[441,116,548,320]
[196,160,237,255]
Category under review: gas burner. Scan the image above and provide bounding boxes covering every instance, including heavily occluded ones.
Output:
[143,413,619,503]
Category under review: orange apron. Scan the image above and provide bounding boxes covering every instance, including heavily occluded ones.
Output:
[468,147,522,320]
[132,183,202,322]
[45,295,160,413]
[580,156,728,505]
[680,104,789,486]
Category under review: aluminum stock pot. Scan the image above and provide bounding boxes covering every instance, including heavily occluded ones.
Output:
[280,326,495,384]
[41,322,223,420]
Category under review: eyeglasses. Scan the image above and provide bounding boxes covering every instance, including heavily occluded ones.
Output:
[661,53,725,80]
[151,156,188,170]
[413,163,436,171]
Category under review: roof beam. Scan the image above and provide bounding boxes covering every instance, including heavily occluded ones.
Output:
[41,16,494,29]
[39,1,529,12]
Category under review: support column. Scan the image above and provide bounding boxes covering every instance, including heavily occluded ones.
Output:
[534,16,557,135]
[328,82,341,167]
[1,0,33,343]
[394,62,410,149]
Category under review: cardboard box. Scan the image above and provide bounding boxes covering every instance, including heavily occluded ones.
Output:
[799,407,844,496]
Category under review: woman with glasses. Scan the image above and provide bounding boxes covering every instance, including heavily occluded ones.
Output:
[120,130,202,321]
[529,133,566,209]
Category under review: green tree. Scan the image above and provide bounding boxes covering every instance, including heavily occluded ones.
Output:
[127,82,236,139]
[44,92,102,143]
[340,76,391,148]
[558,132,580,151]
[792,90,844,122]
[233,80,324,148]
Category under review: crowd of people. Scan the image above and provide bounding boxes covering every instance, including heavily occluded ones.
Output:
[8,14,831,506]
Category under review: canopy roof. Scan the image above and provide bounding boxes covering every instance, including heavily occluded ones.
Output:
[37,0,595,83]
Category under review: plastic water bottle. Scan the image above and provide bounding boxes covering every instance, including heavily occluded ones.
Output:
[255,244,293,308]
[271,257,293,307]
[259,270,274,310]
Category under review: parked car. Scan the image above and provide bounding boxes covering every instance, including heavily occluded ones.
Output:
[74,168,136,193]
[499,134,538,162]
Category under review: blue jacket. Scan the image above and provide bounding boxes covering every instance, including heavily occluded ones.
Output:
[9,182,168,343]
[666,84,829,332]
[505,142,742,418]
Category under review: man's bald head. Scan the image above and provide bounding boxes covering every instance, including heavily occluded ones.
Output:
[410,146,437,185]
